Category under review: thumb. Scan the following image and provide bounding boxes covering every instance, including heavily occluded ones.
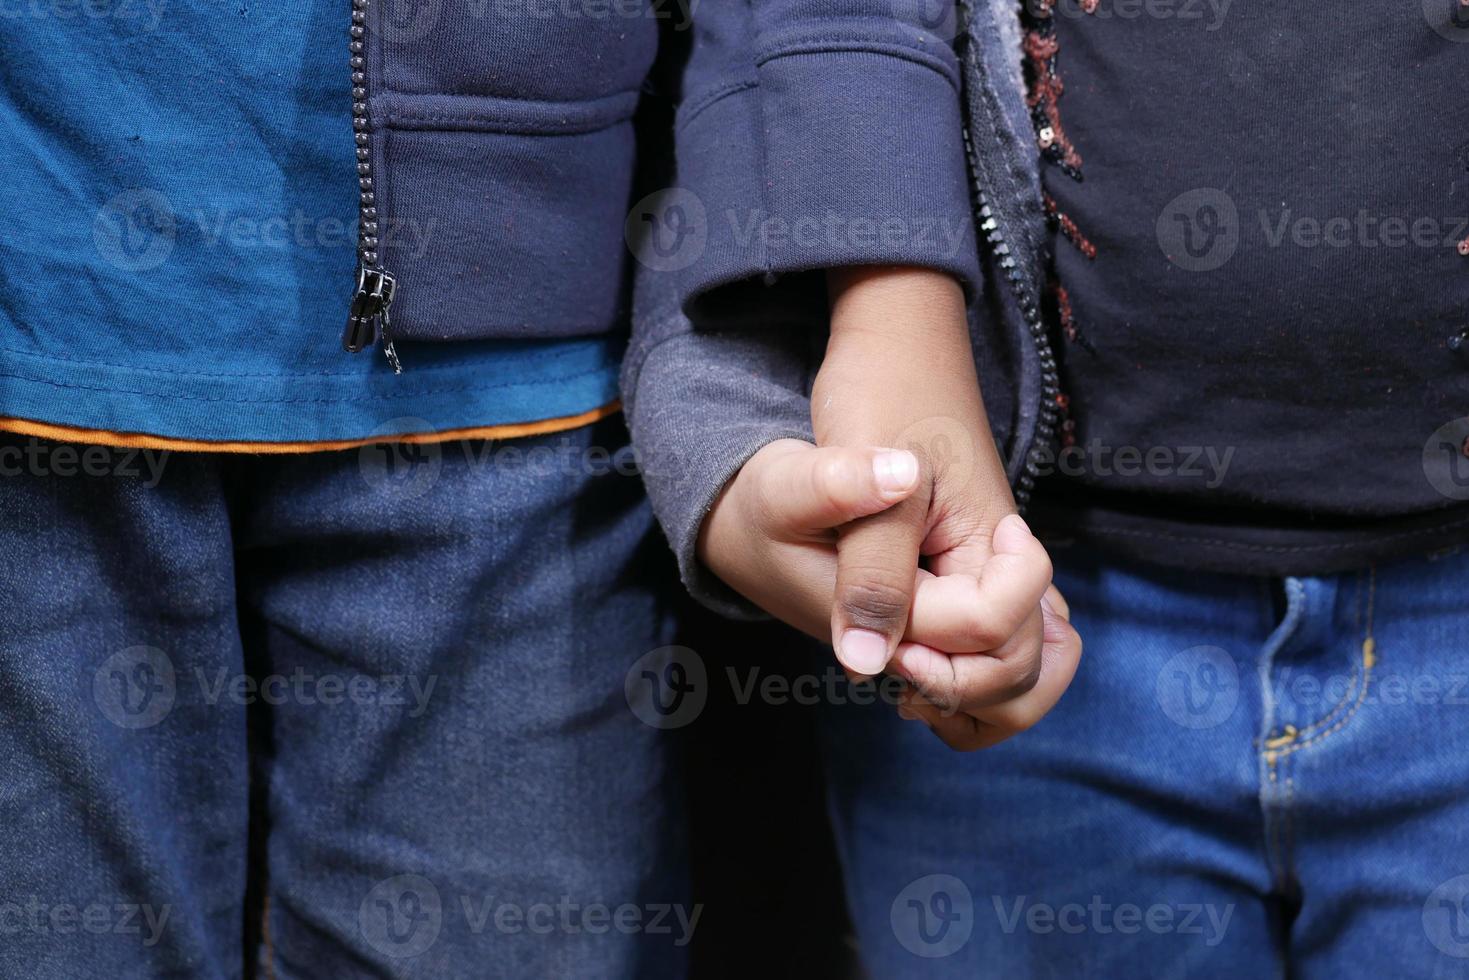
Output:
[830,462,933,678]
[748,441,922,536]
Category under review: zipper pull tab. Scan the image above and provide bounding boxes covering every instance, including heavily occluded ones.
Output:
[344,265,402,374]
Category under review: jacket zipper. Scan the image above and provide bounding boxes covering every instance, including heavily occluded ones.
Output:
[345,0,402,373]
[963,125,1059,512]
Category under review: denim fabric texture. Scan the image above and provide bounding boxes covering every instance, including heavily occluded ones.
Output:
[0,420,688,978]
[818,543,1469,977]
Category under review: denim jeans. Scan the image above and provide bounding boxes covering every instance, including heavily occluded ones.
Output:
[0,420,687,979]
[819,543,1469,978]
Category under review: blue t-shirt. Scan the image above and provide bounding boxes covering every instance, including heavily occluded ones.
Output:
[0,5,620,444]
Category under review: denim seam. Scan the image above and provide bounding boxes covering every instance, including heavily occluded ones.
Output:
[1271,571,1378,758]
[1285,570,1366,740]
[1264,754,1289,893]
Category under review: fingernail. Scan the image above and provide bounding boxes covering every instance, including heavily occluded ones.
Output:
[839,628,891,675]
[897,705,919,721]
[873,450,918,495]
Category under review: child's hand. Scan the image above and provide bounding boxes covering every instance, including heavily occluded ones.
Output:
[697,439,925,640]
[810,265,1081,749]
[888,518,1080,751]
[698,438,1082,751]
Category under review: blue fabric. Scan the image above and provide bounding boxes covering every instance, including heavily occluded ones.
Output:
[649,0,982,329]
[0,6,620,443]
[0,422,688,978]
[818,543,1469,976]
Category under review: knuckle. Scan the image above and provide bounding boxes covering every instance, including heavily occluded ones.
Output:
[960,618,1011,651]
[1034,548,1055,585]
[941,722,987,753]
[1003,702,1049,734]
[990,649,1043,703]
[909,678,959,716]
[813,453,862,498]
[839,576,913,629]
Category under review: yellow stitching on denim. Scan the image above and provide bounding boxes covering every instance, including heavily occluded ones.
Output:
[1275,568,1378,758]
[1264,725,1299,751]
[1284,569,1371,741]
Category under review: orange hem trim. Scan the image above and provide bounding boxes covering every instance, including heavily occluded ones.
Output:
[0,401,622,454]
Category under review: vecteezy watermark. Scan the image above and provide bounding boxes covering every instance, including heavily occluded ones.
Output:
[0,439,169,486]
[193,667,438,718]
[1424,0,1469,43]
[492,0,696,30]
[625,188,709,273]
[1030,440,1235,488]
[993,895,1234,947]
[1271,664,1469,712]
[892,0,960,41]
[725,665,917,711]
[0,898,171,948]
[725,209,973,267]
[1423,418,1469,502]
[625,189,976,274]
[369,0,697,43]
[1156,646,1240,730]
[358,420,445,500]
[186,207,434,261]
[1258,209,1469,252]
[94,189,175,272]
[1424,874,1469,957]
[368,0,443,43]
[358,875,702,959]
[1156,188,1239,272]
[892,875,975,958]
[356,417,645,498]
[93,647,177,730]
[894,415,980,488]
[624,646,707,730]
[360,875,443,959]
[1160,188,1469,272]
[1039,0,1232,30]
[0,0,168,32]
[93,647,441,728]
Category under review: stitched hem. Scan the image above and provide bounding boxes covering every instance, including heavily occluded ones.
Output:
[0,401,621,454]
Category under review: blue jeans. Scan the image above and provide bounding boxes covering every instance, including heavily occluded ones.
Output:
[0,421,687,979]
[820,543,1469,978]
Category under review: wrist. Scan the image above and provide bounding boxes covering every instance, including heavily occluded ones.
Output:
[825,266,969,348]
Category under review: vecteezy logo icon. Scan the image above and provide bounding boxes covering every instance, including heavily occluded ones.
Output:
[1424,874,1469,956]
[359,874,443,959]
[893,415,979,488]
[358,417,443,500]
[1425,0,1469,42]
[94,189,176,272]
[1423,418,1469,501]
[891,874,973,958]
[93,646,177,729]
[891,0,960,41]
[1156,188,1239,272]
[624,646,707,730]
[1156,646,1239,730]
[372,0,442,43]
[624,189,708,273]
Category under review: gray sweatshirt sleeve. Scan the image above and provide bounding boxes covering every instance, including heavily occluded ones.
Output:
[620,270,821,619]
